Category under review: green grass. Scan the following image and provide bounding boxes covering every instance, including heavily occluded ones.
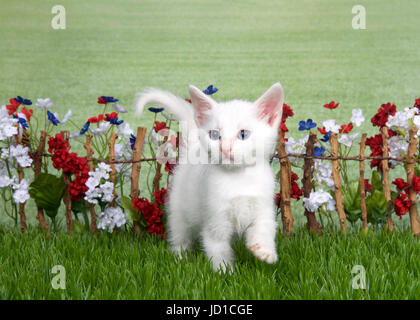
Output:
[0,0,420,299]
[0,228,418,299]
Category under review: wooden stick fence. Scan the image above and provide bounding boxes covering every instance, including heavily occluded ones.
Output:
[13,126,420,237]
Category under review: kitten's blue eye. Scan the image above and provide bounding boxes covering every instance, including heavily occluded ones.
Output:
[209,130,220,140]
[238,129,251,140]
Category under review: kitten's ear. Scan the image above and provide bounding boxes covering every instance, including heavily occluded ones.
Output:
[189,85,215,126]
[254,82,284,127]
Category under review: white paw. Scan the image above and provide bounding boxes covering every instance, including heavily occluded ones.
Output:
[248,243,278,264]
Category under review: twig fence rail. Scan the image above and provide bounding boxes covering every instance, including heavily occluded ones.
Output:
[18,126,420,237]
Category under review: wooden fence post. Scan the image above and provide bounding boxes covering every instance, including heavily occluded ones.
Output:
[406,128,420,236]
[63,131,74,234]
[381,127,394,231]
[108,132,118,206]
[33,130,49,233]
[130,127,148,235]
[15,126,27,233]
[359,133,368,231]
[276,134,294,235]
[330,133,347,234]
[302,132,322,235]
[84,135,98,235]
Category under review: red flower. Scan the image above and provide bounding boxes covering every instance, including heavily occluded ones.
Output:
[339,122,353,134]
[105,112,118,120]
[48,134,90,201]
[185,98,192,103]
[364,179,372,192]
[132,197,165,238]
[393,192,411,219]
[154,188,168,207]
[21,107,33,122]
[414,98,420,111]
[366,134,384,170]
[165,162,176,175]
[282,104,294,122]
[279,104,294,138]
[146,223,165,238]
[412,175,420,193]
[6,98,20,115]
[280,122,288,133]
[97,97,107,104]
[371,103,396,128]
[88,114,104,123]
[275,193,281,208]
[392,178,409,192]
[324,101,339,110]
[290,172,302,201]
[317,127,328,135]
[153,121,167,132]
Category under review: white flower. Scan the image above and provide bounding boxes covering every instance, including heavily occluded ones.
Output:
[90,122,110,136]
[388,136,409,167]
[100,181,114,202]
[0,106,18,141]
[322,119,341,133]
[413,115,420,135]
[35,98,54,111]
[97,206,126,233]
[10,145,33,167]
[97,162,112,173]
[70,132,82,139]
[112,103,127,113]
[285,136,308,165]
[84,163,114,204]
[338,133,359,148]
[313,160,334,190]
[351,109,365,127]
[61,109,72,124]
[386,107,416,133]
[117,123,133,141]
[0,175,15,188]
[303,189,336,213]
[12,179,30,203]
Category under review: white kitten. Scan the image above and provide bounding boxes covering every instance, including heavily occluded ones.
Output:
[136,83,284,272]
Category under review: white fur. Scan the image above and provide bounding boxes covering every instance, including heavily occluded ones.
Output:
[136,83,284,272]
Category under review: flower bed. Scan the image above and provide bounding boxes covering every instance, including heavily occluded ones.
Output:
[1,88,420,237]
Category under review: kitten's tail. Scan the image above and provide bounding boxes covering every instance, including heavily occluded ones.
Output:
[135,88,196,129]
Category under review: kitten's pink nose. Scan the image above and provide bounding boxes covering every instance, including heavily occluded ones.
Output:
[220,142,233,158]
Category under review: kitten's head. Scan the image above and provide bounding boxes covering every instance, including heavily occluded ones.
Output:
[188,83,284,167]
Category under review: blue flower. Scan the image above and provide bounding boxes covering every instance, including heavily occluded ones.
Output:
[148,107,164,113]
[298,119,317,131]
[106,118,124,125]
[14,96,32,105]
[47,111,60,126]
[203,85,218,95]
[12,114,29,129]
[80,121,90,135]
[101,96,118,103]
[313,147,325,157]
[130,134,136,150]
[320,131,331,142]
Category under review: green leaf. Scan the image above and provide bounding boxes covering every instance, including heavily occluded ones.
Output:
[71,199,89,214]
[365,190,388,225]
[371,171,383,193]
[342,180,361,223]
[29,173,65,218]
[121,195,140,222]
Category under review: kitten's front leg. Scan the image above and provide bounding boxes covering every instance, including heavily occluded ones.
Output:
[201,226,234,273]
[245,204,278,264]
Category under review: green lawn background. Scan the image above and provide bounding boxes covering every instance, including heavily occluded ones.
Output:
[0,0,419,299]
